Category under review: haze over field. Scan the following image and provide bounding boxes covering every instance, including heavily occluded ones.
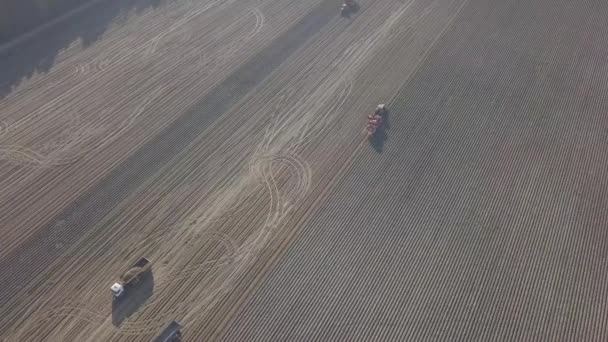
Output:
[1,0,608,340]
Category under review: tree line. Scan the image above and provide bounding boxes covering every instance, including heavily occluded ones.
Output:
[0,0,84,43]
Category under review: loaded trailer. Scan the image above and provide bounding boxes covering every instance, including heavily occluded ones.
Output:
[110,257,152,300]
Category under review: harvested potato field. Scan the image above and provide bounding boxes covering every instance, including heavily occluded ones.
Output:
[1,0,608,340]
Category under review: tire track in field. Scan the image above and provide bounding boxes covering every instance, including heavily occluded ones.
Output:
[8,227,241,341]
[176,152,309,327]
[169,8,427,329]
[0,0,186,109]
[218,0,476,338]
[387,0,440,39]
[257,0,418,153]
[4,0,226,131]
[192,6,265,78]
[2,0,316,308]
[0,0,288,171]
[0,3,263,170]
[0,0,261,114]
[0,121,7,138]
[101,152,312,336]
[74,57,117,76]
[171,56,359,329]
[0,0,339,338]
[76,72,327,338]
[0,86,165,167]
[351,1,581,339]
[13,1,184,95]
[9,220,243,339]
[145,1,410,331]
[0,0,300,302]
[143,0,228,59]
[0,0,420,340]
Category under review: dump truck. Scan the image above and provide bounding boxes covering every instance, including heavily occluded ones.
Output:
[154,321,182,342]
[111,257,152,300]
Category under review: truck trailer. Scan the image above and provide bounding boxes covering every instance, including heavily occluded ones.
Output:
[110,257,152,300]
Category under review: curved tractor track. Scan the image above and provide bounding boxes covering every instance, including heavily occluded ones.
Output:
[0,0,295,259]
[0,0,479,340]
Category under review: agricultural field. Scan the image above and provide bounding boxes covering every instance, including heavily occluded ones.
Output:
[1,0,608,340]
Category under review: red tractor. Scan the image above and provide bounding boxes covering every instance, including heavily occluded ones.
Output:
[366,104,387,138]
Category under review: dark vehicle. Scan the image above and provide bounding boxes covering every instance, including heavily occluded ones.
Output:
[154,321,182,342]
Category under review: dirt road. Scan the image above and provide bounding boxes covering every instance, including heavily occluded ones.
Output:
[2,0,606,340]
